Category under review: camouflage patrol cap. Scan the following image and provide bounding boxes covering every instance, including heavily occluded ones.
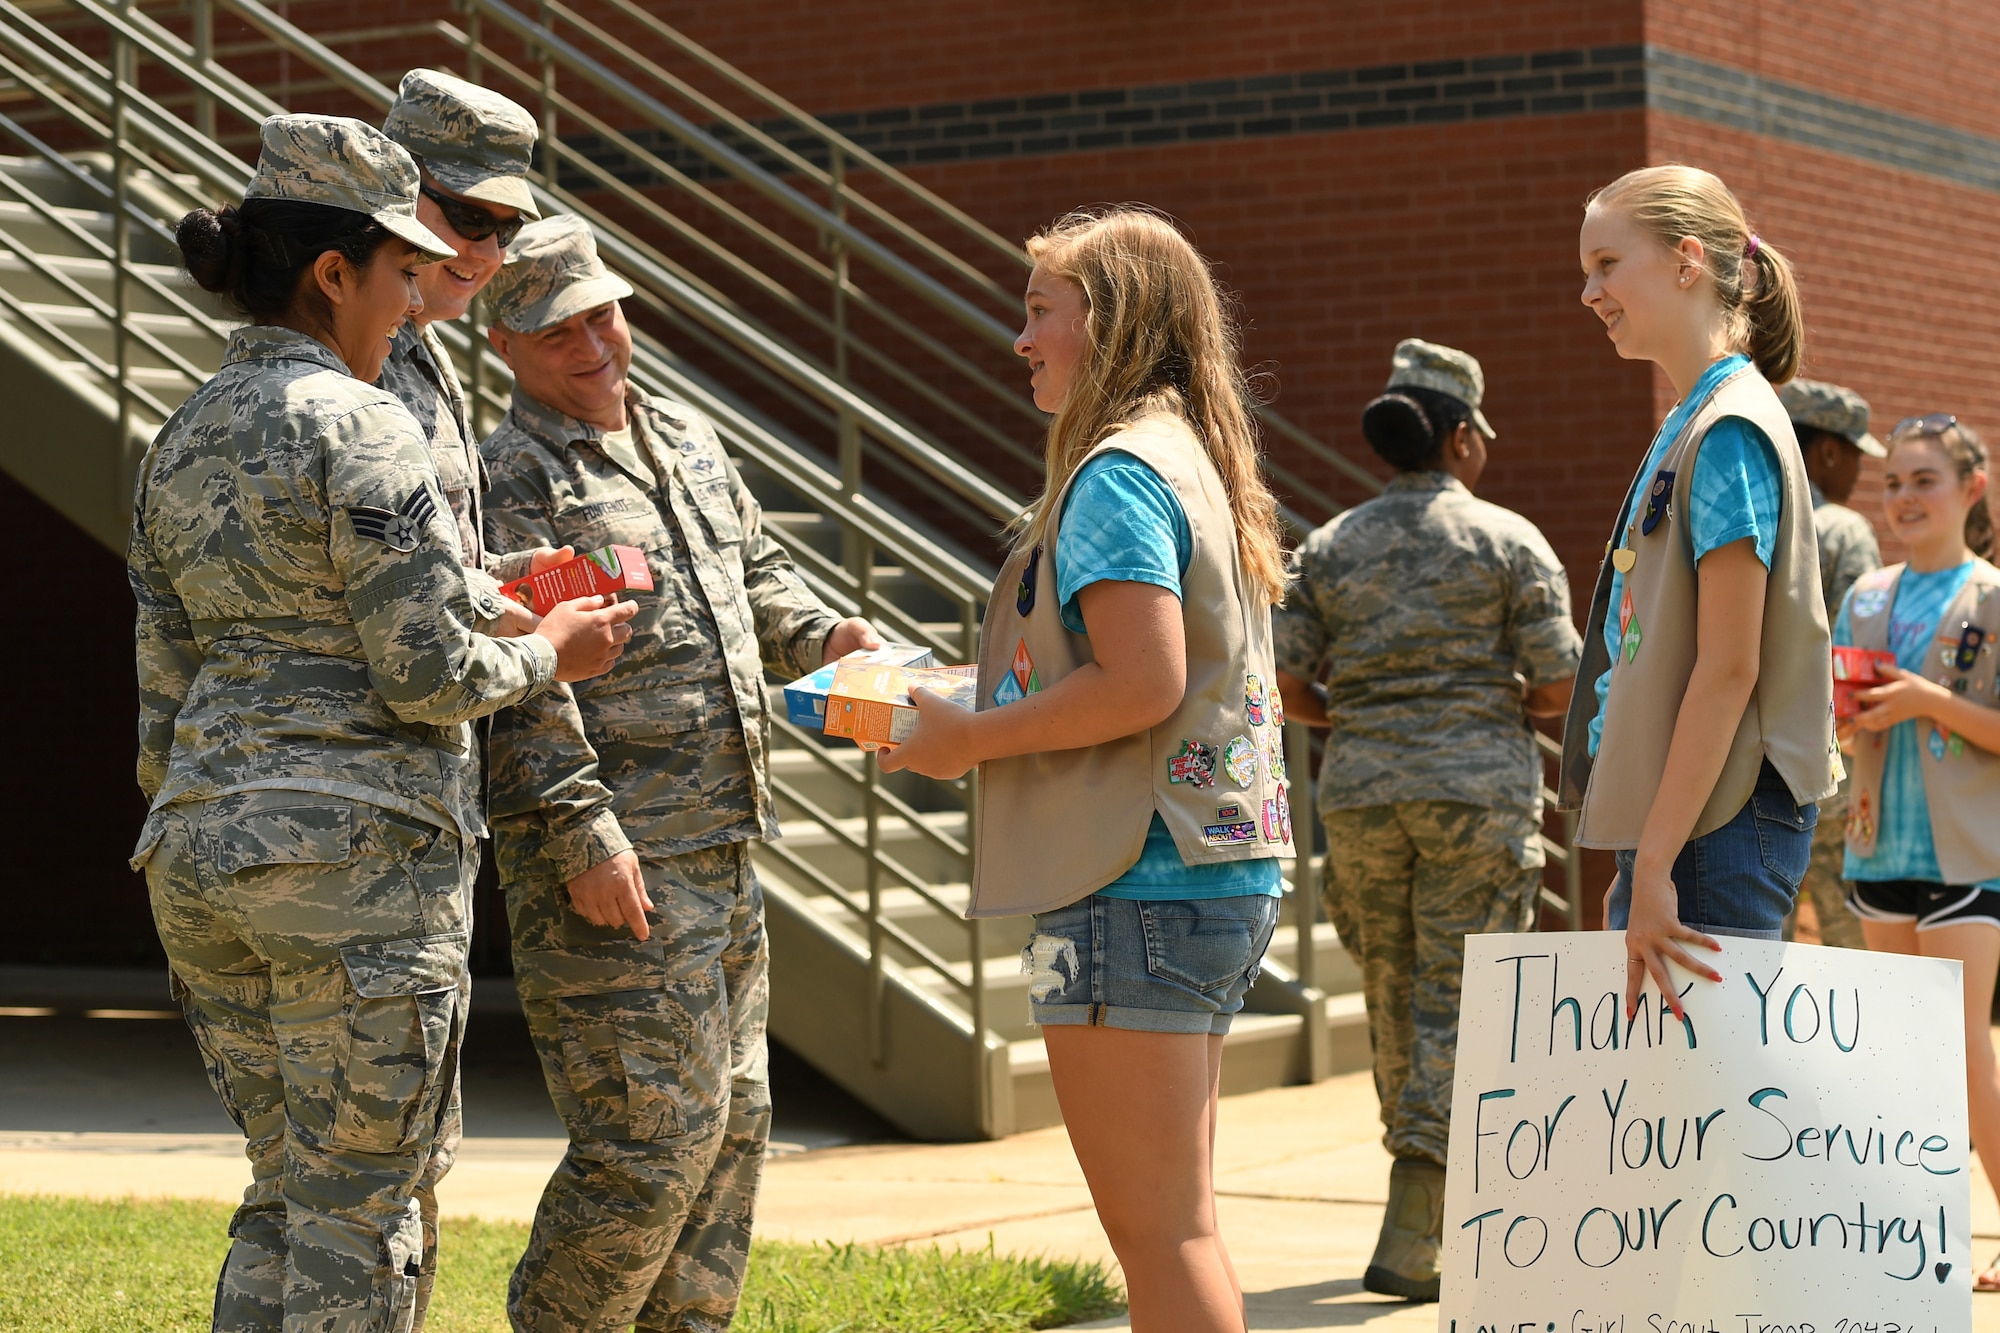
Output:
[1778,377,1884,457]
[1386,338,1496,438]
[245,114,456,263]
[383,69,542,219]
[484,215,634,332]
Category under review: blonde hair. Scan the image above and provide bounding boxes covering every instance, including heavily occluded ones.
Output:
[1587,164,1805,384]
[1017,207,1287,603]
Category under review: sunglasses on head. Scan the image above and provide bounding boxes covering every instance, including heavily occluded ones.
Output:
[1892,412,1958,439]
[420,183,523,249]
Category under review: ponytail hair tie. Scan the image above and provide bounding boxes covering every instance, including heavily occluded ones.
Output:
[1744,234,1761,259]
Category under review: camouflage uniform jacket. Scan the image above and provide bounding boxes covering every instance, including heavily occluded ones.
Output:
[481,386,839,874]
[1811,483,1883,621]
[375,320,535,587]
[129,325,556,848]
[1275,471,1582,817]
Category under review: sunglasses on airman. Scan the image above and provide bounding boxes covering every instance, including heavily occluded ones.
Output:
[420,184,524,249]
[1891,412,1958,439]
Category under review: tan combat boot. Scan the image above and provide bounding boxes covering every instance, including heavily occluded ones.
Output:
[1362,1157,1445,1302]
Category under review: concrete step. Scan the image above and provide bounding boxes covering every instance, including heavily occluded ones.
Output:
[6,299,221,374]
[0,243,210,317]
[768,808,970,888]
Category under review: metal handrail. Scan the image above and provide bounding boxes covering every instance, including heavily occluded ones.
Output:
[462,0,1390,523]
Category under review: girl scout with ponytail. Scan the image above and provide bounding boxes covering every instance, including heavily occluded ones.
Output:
[881,207,1289,1333]
[1832,416,2000,1290]
[1562,165,1838,1020]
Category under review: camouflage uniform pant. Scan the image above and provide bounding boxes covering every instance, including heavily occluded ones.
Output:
[507,843,771,1333]
[1785,794,1866,949]
[1320,801,1542,1168]
[142,790,472,1333]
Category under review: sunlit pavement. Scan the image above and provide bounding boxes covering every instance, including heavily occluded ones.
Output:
[4,965,1996,1331]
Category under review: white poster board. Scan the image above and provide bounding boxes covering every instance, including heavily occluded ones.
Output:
[1442,932,1970,1333]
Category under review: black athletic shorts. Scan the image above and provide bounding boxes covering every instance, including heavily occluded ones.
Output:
[1848,878,2000,930]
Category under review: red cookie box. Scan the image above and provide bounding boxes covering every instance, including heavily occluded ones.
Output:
[499,545,654,615]
[1832,646,1897,720]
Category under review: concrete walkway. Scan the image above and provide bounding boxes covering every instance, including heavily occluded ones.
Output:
[5,968,2000,1331]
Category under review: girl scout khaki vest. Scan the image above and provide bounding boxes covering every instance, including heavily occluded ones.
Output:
[1559,364,1839,848]
[1842,558,2000,884]
[968,412,1293,919]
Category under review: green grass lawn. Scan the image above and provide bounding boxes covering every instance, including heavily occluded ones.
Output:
[0,1195,1124,1332]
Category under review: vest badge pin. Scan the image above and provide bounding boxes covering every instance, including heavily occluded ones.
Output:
[1261,785,1291,844]
[1611,546,1636,573]
[1953,622,1988,671]
[1168,739,1219,788]
[992,639,1041,708]
[1222,736,1258,788]
[1847,790,1875,846]
[1640,469,1675,536]
[1015,545,1042,616]
[1245,674,1267,726]
[1850,584,1892,619]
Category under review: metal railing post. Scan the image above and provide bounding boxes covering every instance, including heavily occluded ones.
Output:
[537,0,558,187]
[463,0,483,84]
[189,0,215,140]
[959,595,987,1129]
[830,144,868,589]
[1284,720,1318,993]
[110,3,133,497]
[863,749,885,1066]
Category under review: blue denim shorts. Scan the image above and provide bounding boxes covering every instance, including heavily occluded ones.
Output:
[1606,761,1816,940]
[1022,892,1280,1035]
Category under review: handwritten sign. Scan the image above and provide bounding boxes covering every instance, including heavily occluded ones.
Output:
[1442,933,1969,1333]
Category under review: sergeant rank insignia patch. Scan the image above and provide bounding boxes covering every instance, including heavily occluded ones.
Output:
[347,485,437,552]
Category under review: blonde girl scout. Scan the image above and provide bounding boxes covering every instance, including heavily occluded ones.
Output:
[881,208,1291,1333]
[1561,164,1839,1019]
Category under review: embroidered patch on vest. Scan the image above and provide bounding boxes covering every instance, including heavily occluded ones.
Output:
[1216,803,1242,820]
[1262,733,1287,783]
[1011,639,1039,694]
[1222,735,1257,788]
[1168,740,1218,787]
[1270,687,1285,727]
[1640,469,1675,536]
[1848,789,1875,846]
[1245,674,1267,726]
[1620,600,1642,663]
[992,673,1026,708]
[1851,585,1891,618]
[346,484,436,552]
[1262,786,1291,844]
[1202,820,1258,847]
[1015,544,1041,616]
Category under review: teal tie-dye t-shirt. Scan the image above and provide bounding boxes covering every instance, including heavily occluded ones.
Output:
[1054,449,1282,901]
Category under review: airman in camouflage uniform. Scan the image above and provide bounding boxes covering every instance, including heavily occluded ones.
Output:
[130,116,558,1333]
[478,216,870,1333]
[1274,340,1581,1302]
[1779,377,1884,950]
[377,69,544,1319]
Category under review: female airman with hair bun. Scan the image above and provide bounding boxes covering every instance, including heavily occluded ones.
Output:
[1274,339,1581,1303]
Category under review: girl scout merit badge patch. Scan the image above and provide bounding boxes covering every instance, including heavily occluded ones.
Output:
[992,639,1040,707]
[1244,674,1267,725]
[1169,740,1218,787]
[1222,736,1257,787]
